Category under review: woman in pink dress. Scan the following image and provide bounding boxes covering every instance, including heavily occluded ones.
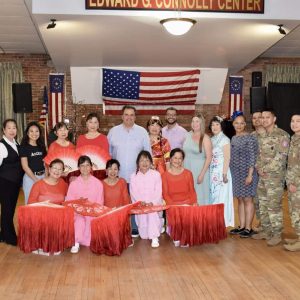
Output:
[66,155,104,253]
[76,112,109,154]
[130,150,163,248]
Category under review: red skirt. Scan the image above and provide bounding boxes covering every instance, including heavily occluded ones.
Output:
[166,204,227,246]
[18,205,75,254]
[90,203,136,256]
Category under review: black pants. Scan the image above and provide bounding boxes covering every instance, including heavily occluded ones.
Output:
[0,177,20,243]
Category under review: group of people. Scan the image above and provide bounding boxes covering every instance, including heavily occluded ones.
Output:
[0,104,299,253]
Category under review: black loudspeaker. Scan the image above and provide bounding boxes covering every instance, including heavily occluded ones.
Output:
[250,87,266,114]
[12,83,33,113]
[252,71,262,87]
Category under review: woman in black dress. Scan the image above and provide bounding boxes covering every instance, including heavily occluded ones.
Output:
[0,119,23,245]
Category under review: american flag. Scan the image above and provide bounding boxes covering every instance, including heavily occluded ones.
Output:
[49,73,64,128]
[102,68,200,115]
[229,76,243,117]
[39,86,48,126]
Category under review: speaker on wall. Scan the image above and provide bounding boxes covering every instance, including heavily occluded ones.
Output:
[250,87,266,114]
[12,83,33,113]
[252,71,263,87]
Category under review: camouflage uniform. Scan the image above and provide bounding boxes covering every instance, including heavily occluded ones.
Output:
[251,131,264,222]
[256,127,290,238]
[286,134,300,237]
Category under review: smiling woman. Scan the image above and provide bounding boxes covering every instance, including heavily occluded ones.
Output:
[27,158,68,205]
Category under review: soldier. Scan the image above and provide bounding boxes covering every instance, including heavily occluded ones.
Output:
[283,114,300,251]
[251,111,265,231]
[252,110,290,246]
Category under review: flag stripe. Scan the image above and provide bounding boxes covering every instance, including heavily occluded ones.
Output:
[103,96,195,104]
[103,100,196,106]
[140,86,198,94]
[140,70,200,77]
[140,78,199,87]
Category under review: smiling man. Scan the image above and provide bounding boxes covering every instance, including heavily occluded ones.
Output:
[252,110,290,246]
[162,107,187,150]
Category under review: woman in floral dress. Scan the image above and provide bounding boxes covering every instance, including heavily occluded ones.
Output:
[209,116,234,227]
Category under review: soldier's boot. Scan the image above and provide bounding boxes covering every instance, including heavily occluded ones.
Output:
[267,235,282,247]
[251,231,271,240]
[283,240,300,252]
[283,238,298,244]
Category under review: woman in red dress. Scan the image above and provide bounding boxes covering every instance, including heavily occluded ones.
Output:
[76,112,109,154]
[147,116,171,175]
[28,158,68,204]
[102,159,130,208]
[162,148,197,206]
[48,122,75,153]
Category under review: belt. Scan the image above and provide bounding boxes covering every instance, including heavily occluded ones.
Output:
[34,170,45,176]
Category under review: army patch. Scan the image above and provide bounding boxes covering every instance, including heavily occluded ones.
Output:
[282,140,289,148]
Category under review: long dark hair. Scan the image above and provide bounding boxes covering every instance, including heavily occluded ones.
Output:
[21,121,46,155]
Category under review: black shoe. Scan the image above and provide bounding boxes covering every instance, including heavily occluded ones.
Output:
[6,236,17,246]
[131,229,139,238]
[230,227,245,235]
[240,229,254,238]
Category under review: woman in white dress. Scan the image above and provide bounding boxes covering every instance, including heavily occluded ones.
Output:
[209,116,234,227]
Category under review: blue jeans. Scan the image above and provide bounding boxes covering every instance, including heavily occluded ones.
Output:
[127,183,138,231]
[22,173,45,204]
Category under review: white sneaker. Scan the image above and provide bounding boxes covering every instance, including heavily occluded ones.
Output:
[161,226,165,234]
[173,240,180,247]
[38,249,50,256]
[32,250,39,255]
[70,243,80,254]
[151,238,159,248]
[54,251,61,255]
[180,244,190,248]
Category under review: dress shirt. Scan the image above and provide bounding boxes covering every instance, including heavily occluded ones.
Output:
[108,124,151,183]
[162,123,187,150]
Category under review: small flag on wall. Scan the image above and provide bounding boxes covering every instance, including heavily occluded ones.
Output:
[229,76,243,117]
[102,68,200,115]
[49,73,64,129]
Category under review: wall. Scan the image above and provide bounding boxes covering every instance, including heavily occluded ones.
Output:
[1,54,300,137]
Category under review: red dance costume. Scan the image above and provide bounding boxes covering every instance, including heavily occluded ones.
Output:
[28,178,68,204]
[77,134,109,154]
[102,178,130,208]
[151,138,171,175]
[162,169,197,205]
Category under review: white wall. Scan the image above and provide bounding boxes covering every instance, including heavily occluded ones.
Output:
[70,67,228,105]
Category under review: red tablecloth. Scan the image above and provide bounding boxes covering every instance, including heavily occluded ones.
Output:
[18,205,75,254]
[90,203,136,256]
[166,204,227,246]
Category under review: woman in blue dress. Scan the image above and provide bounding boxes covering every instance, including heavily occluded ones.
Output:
[230,115,258,238]
[209,116,234,227]
[183,113,212,205]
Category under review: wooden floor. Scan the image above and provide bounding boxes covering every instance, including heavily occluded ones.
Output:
[0,194,299,300]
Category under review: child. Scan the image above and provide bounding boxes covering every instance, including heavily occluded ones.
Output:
[130,150,163,248]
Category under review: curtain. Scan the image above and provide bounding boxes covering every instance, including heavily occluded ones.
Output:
[267,82,300,135]
[266,65,300,84]
[0,62,26,141]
